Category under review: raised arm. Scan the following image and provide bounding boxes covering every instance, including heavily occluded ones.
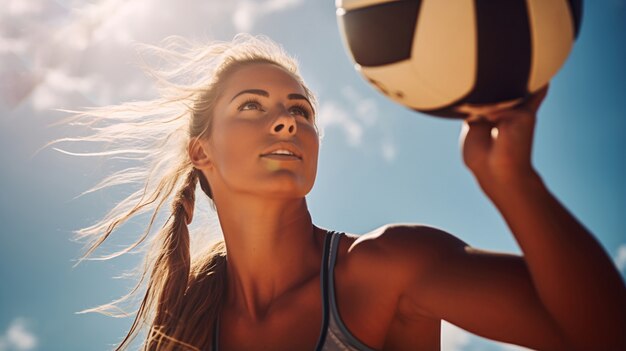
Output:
[457,87,626,349]
[361,224,573,350]
[354,88,624,350]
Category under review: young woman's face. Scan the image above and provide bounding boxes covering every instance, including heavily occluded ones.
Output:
[203,63,319,199]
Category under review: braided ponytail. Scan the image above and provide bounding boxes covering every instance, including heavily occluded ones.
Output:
[115,167,227,351]
[147,169,196,347]
[143,168,227,350]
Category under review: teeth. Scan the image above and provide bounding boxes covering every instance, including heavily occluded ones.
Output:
[270,149,295,156]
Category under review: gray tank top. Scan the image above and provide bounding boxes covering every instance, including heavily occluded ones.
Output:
[212,231,378,351]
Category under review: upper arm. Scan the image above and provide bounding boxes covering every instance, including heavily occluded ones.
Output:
[356,224,573,350]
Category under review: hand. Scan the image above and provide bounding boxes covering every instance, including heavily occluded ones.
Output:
[459,86,549,190]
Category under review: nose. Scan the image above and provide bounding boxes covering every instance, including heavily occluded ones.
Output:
[270,110,297,136]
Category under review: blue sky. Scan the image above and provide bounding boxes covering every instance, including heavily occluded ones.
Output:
[0,0,624,350]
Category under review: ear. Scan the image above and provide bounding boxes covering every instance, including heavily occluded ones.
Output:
[188,137,212,169]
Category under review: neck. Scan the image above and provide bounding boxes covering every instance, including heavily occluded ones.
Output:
[212,194,324,321]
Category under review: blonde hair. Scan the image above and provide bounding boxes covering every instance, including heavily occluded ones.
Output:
[52,34,317,350]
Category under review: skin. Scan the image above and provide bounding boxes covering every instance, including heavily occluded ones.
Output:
[189,63,626,351]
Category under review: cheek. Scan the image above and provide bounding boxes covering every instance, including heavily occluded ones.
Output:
[210,122,260,171]
[303,122,320,149]
[302,124,320,173]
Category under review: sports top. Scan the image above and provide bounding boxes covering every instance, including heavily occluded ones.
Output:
[211,230,378,351]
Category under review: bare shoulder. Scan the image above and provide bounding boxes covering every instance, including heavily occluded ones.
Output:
[353,223,466,250]
[342,223,468,272]
[338,223,470,308]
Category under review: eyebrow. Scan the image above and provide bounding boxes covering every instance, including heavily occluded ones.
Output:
[230,89,314,112]
[230,89,269,101]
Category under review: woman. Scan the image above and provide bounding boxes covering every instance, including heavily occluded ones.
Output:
[63,34,625,350]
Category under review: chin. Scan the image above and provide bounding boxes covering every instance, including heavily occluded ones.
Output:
[260,178,314,199]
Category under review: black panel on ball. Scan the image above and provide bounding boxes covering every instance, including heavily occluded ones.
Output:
[414,106,467,119]
[339,0,422,67]
[464,0,532,105]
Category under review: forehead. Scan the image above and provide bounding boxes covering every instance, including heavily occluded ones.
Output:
[220,63,307,97]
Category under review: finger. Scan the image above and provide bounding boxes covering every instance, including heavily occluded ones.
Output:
[461,119,495,171]
[462,118,495,154]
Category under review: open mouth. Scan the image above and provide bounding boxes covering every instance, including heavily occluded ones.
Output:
[260,147,302,160]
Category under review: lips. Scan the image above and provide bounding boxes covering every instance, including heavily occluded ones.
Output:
[260,142,303,160]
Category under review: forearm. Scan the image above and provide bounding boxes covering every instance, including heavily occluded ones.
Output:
[479,171,626,350]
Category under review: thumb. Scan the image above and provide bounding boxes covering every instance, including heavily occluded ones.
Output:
[461,118,495,169]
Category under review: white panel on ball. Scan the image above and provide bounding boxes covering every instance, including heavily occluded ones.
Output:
[526,0,576,92]
[360,61,452,109]
[411,0,477,109]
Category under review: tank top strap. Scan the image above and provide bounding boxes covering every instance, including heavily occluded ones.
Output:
[325,232,378,351]
[314,229,336,350]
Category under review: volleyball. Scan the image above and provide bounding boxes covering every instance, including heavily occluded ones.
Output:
[336,0,583,118]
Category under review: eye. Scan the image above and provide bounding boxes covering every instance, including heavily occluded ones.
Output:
[289,104,312,119]
[238,98,264,112]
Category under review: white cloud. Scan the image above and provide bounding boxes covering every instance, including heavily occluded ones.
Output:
[232,1,256,32]
[317,87,398,163]
[0,318,37,351]
[0,0,67,56]
[0,0,238,111]
[341,85,378,127]
[30,68,98,110]
[381,139,396,162]
[233,0,304,32]
[0,53,43,109]
[441,320,471,351]
[0,0,312,112]
[317,100,363,146]
[0,36,29,56]
[6,0,45,16]
[315,87,383,147]
[614,244,626,272]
